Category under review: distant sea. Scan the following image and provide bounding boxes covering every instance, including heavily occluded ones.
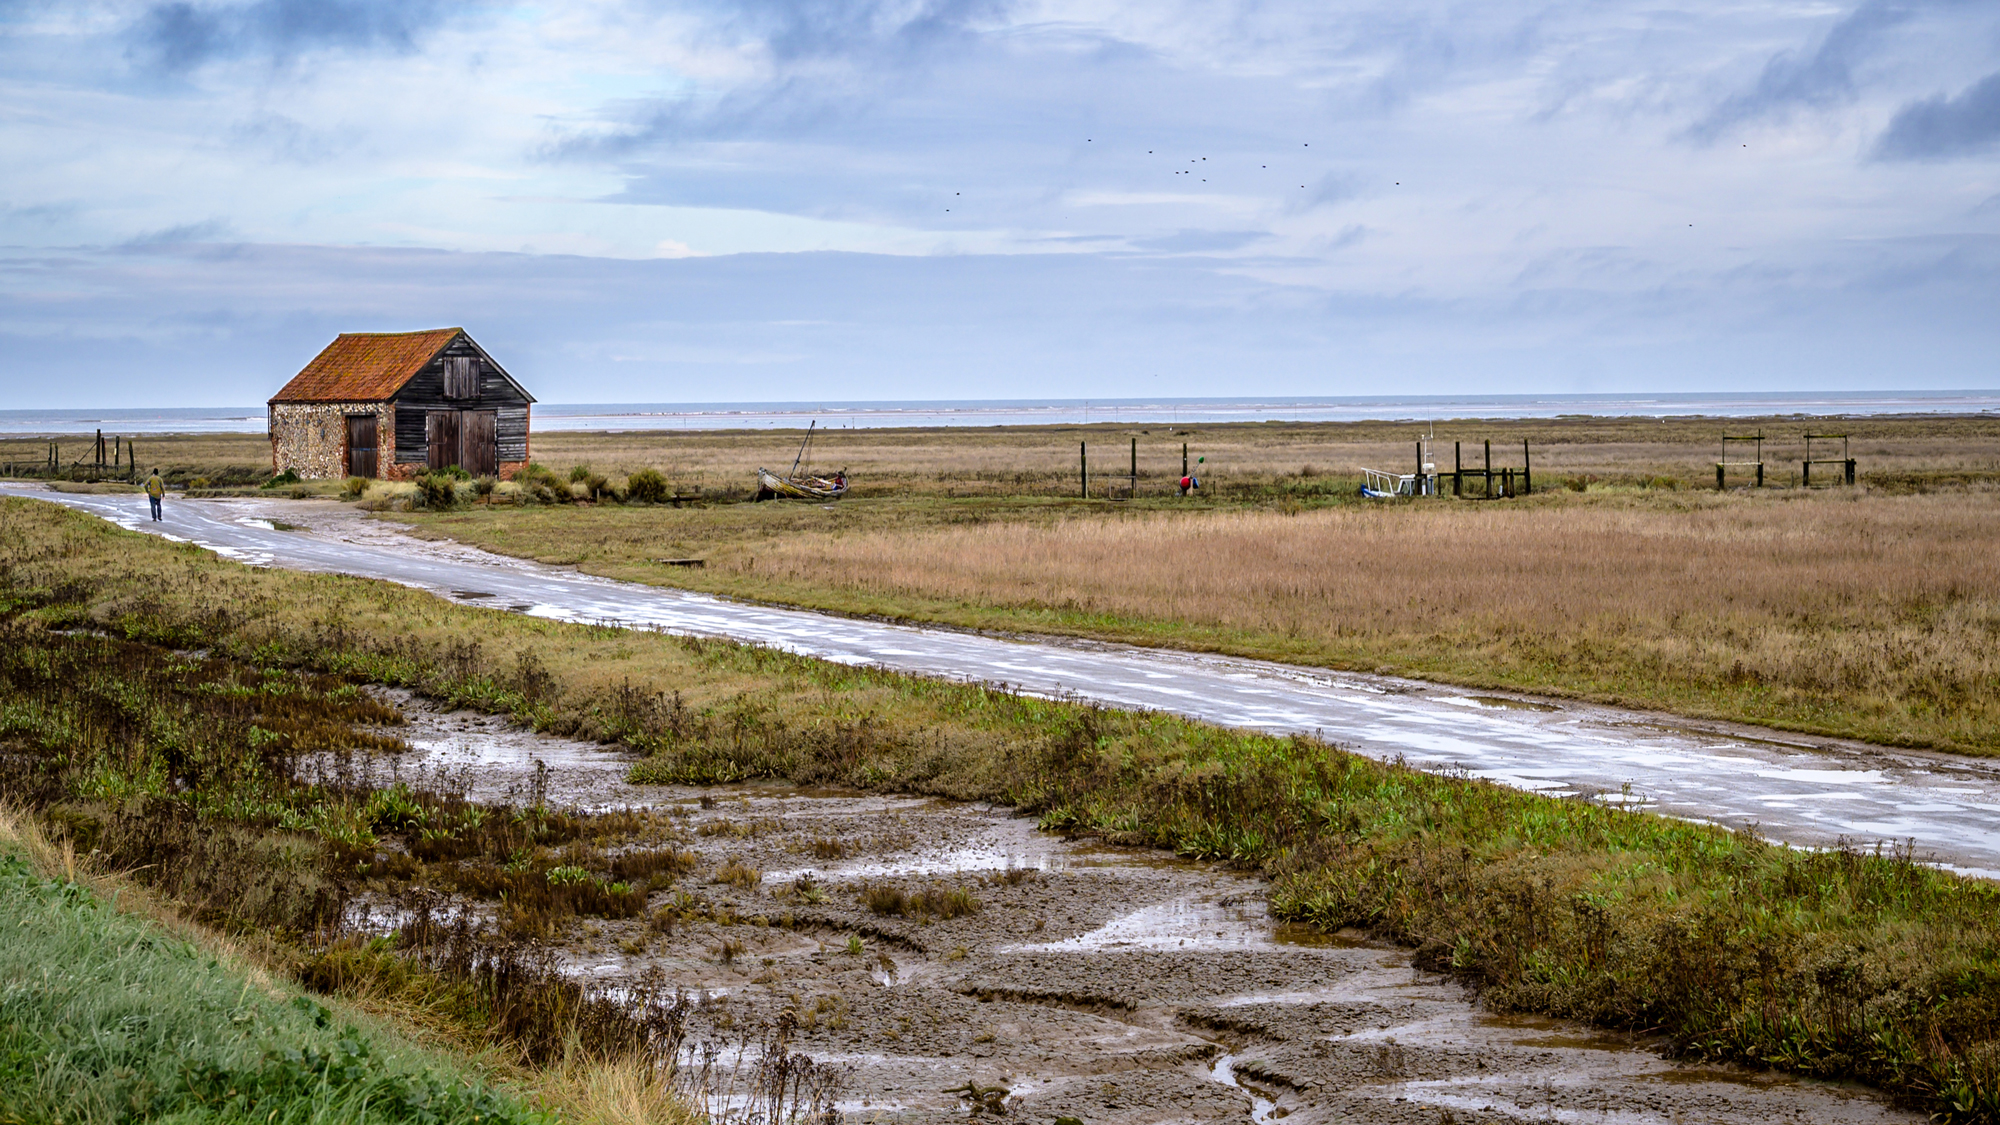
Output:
[3,391,1997,435]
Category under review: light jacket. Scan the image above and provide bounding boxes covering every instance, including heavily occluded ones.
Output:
[145,475,164,499]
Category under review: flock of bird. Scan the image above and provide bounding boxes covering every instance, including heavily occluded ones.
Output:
[942,140,1346,212]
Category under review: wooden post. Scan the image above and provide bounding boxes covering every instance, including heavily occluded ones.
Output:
[1522,439,1531,495]
[1080,441,1087,499]
[1756,462,1763,488]
[1182,442,1188,478]
[1484,440,1492,499]
[1453,442,1462,497]
[1846,458,1856,486]
[1716,464,1725,490]
[1130,437,1137,498]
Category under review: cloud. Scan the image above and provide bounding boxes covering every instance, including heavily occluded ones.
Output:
[1130,229,1266,253]
[556,0,1014,154]
[1873,71,2000,160]
[1685,0,1913,142]
[119,219,233,248]
[125,0,457,73]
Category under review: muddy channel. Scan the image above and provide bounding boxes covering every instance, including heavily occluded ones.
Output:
[321,691,1920,1125]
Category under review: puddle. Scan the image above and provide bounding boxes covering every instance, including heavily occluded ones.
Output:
[1210,1053,1281,1122]
[1005,890,1275,952]
[1440,694,1563,712]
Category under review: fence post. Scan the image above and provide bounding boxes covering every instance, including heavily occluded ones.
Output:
[1079,441,1087,499]
[1846,458,1855,486]
[1522,439,1531,494]
[1130,437,1137,498]
[1182,442,1188,479]
[1453,442,1462,496]
[1484,440,1492,498]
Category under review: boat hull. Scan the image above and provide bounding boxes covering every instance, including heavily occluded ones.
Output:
[757,468,848,500]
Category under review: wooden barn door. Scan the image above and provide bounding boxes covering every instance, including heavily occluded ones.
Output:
[461,411,497,476]
[426,410,460,470]
[345,415,378,478]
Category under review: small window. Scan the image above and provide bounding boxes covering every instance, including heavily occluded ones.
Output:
[443,356,479,399]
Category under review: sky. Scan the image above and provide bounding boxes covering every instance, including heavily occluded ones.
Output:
[2,0,1998,407]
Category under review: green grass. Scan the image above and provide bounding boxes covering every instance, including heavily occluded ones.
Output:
[5,496,2000,1121]
[0,848,543,1125]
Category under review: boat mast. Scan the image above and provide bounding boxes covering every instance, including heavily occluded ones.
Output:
[791,420,816,476]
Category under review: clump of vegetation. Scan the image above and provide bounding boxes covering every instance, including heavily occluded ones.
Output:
[860,881,981,921]
[414,471,459,510]
[261,468,301,489]
[714,858,763,890]
[342,475,370,500]
[474,474,497,504]
[514,462,569,505]
[626,467,670,504]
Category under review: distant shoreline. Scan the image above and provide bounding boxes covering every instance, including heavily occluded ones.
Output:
[4,391,1997,435]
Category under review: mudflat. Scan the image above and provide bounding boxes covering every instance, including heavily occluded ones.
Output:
[361,691,1922,1125]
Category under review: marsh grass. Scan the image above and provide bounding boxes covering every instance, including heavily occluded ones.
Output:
[6,496,2000,1119]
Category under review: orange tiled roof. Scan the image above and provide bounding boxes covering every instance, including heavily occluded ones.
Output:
[268,329,463,403]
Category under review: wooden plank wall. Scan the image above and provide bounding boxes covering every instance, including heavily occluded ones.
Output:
[392,335,532,466]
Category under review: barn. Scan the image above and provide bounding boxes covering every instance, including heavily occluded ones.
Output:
[267,328,534,481]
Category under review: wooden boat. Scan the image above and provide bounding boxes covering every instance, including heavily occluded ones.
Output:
[755,421,848,500]
[756,466,848,500]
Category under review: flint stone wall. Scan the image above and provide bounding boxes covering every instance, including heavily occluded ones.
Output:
[269,402,395,480]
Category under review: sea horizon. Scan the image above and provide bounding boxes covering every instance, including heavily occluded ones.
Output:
[3,390,1997,436]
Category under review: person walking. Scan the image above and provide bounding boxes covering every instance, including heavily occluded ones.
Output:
[144,468,164,521]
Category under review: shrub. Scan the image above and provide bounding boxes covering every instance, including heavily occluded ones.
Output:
[583,473,613,503]
[188,477,211,490]
[261,469,300,489]
[515,463,568,505]
[414,472,458,510]
[474,475,497,504]
[568,464,592,484]
[626,468,669,504]
[341,476,369,500]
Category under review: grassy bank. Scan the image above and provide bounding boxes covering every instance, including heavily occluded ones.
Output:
[0,813,545,1125]
[4,496,2000,1120]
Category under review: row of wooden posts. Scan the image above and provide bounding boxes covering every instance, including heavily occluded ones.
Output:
[1434,439,1531,499]
[1716,431,1857,489]
[3,429,142,481]
[1073,438,1533,498]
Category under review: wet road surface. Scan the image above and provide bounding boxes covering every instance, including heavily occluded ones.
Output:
[10,483,1999,878]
